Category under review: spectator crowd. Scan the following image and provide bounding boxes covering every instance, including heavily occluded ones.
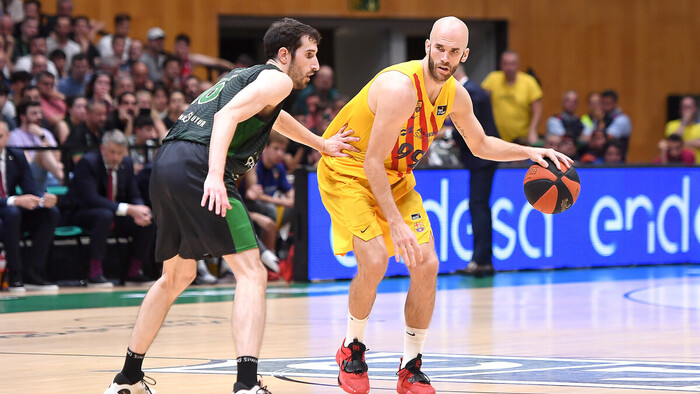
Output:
[0,0,697,293]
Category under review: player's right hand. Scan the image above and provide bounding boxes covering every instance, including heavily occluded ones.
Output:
[201,174,232,217]
[389,221,422,268]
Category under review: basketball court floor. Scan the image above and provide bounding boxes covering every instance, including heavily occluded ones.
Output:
[2,264,700,393]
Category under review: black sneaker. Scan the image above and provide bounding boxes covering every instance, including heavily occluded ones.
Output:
[88,274,113,288]
[104,372,155,393]
[23,272,59,291]
[125,272,156,287]
[454,261,495,277]
[8,279,25,293]
[233,378,271,393]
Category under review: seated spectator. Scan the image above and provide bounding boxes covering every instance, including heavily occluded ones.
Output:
[8,70,32,107]
[0,120,60,292]
[12,16,38,62]
[58,53,89,97]
[161,90,185,130]
[46,15,80,71]
[53,95,86,145]
[664,96,700,164]
[114,74,135,98]
[581,92,603,142]
[96,13,131,61]
[558,132,579,161]
[134,89,168,140]
[152,82,168,119]
[124,39,143,72]
[183,75,202,103]
[580,127,608,164]
[128,115,157,174]
[138,27,166,82]
[106,91,137,136]
[0,83,17,130]
[290,65,339,118]
[603,139,625,164]
[14,36,60,80]
[8,101,63,188]
[100,34,127,72]
[71,16,100,68]
[601,89,632,157]
[543,133,561,151]
[252,132,294,254]
[173,33,235,84]
[37,71,67,127]
[48,49,67,79]
[546,90,584,143]
[64,99,107,165]
[61,130,155,286]
[654,134,696,165]
[132,61,153,92]
[85,71,114,109]
[161,56,182,93]
[238,170,281,274]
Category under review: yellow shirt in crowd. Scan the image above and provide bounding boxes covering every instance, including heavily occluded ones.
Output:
[481,71,542,142]
[665,119,700,164]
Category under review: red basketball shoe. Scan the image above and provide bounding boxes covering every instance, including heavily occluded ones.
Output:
[335,338,370,394]
[396,354,435,394]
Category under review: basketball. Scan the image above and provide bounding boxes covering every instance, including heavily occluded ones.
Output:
[523,158,580,214]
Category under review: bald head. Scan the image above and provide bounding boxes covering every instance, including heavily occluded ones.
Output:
[429,16,469,48]
[425,16,469,83]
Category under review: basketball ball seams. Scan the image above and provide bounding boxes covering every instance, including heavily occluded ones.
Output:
[523,158,580,214]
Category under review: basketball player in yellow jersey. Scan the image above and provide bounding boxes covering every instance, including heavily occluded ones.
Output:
[318,16,572,394]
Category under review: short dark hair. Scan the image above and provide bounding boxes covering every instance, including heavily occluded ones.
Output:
[0,82,9,96]
[175,33,190,45]
[117,91,136,105]
[21,85,39,97]
[49,48,66,61]
[163,56,180,68]
[70,53,87,66]
[10,71,32,84]
[263,18,320,60]
[24,0,41,10]
[86,98,107,112]
[115,14,131,25]
[601,89,618,102]
[73,15,89,25]
[134,114,154,129]
[37,70,55,81]
[17,100,41,117]
[66,95,85,108]
[667,134,684,143]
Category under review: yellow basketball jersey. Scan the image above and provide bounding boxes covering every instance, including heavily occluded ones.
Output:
[321,60,456,185]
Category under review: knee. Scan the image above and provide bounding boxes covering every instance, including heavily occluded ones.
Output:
[93,209,115,227]
[413,254,440,280]
[232,255,268,285]
[163,264,196,291]
[357,252,389,280]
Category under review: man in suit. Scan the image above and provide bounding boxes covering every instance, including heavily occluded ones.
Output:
[63,130,155,287]
[452,65,500,277]
[0,120,60,292]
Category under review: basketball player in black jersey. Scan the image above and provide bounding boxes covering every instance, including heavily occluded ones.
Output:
[104,18,358,394]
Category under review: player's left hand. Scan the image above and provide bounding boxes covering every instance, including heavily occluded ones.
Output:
[322,123,360,157]
[528,147,573,171]
[201,174,232,217]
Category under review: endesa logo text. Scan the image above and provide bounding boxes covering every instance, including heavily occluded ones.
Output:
[305,167,700,281]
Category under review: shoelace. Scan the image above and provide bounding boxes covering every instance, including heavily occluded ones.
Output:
[142,375,157,392]
[401,365,430,384]
[342,345,369,374]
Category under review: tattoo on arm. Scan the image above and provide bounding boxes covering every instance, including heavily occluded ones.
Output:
[452,118,468,141]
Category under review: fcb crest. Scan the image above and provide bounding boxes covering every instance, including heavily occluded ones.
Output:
[415,100,423,113]
[437,105,447,115]
[414,221,425,233]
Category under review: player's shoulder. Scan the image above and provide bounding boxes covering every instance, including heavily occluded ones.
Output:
[373,70,414,96]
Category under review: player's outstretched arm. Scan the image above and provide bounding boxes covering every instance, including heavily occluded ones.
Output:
[364,72,423,267]
[450,85,572,170]
[202,70,293,217]
[273,110,359,157]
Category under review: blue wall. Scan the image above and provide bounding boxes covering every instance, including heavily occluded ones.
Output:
[305,167,700,281]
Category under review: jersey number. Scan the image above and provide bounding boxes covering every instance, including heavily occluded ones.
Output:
[395,142,425,168]
[195,76,233,105]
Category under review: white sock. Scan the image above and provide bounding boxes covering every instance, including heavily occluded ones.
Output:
[401,326,428,369]
[344,312,369,347]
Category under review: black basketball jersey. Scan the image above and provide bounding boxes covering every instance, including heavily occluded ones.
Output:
[164,64,284,179]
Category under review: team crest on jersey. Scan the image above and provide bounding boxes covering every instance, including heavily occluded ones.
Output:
[414,221,425,233]
[437,105,447,115]
[415,101,423,113]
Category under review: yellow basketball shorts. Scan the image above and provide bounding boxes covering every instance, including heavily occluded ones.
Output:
[317,158,432,256]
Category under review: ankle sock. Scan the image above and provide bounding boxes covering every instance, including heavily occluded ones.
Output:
[120,348,145,384]
[401,326,428,369]
[236,356,258,389]
[344,312,369,347]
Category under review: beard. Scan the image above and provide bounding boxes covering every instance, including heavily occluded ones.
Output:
[428,55,458,83]
[288,60,310,90]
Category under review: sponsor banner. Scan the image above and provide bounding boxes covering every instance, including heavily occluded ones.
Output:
[306,167,700,281]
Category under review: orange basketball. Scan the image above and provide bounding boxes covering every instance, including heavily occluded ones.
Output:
[523,158,580,214]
